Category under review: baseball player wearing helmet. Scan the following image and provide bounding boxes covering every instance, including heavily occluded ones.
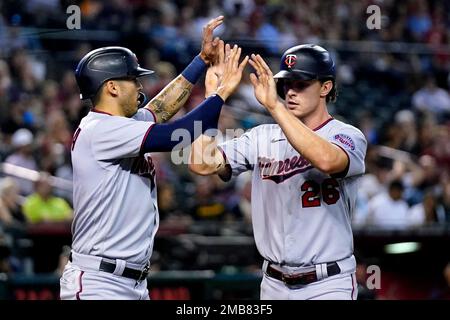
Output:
[190,44,367,300]
[60,16,249,300]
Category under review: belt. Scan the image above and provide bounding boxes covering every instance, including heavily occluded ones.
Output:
[69,252,149,281]
[265,261,341,286]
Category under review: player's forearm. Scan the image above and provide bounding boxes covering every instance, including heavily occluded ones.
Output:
[141,95,224,153]
[146,56,207,123]
[271,105,347,174]
[145,76,194,123]
[189,134,225,175]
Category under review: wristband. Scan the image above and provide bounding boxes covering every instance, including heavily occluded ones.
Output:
[181,55,207,84]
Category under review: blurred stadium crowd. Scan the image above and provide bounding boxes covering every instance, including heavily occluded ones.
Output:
[0,0,450,299]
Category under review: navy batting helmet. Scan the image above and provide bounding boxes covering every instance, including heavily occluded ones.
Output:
[75,46,154,101]
[273,44,336,101]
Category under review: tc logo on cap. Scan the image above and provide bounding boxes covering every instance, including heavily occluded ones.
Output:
[285,54,297,68]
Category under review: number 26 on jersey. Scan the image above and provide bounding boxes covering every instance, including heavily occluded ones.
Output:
[301,178,340,208]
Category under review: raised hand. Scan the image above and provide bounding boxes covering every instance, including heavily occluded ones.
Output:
[216,45,249,101]
[205,40,231,97]
[199,16,224,64]
[249,54,280,112]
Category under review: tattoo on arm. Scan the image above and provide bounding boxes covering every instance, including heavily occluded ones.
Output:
[147,76,194,123]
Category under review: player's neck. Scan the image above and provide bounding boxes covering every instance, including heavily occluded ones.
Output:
[299,103,332,130]
[94,100,125,117]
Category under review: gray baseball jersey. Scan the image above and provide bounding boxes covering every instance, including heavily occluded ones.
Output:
[70,108,158,266]
[219,118,367,266]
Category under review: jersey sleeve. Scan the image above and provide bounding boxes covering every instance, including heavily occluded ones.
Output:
[218,128,257,176]
[91,117,154,160]
[328,126,367,178]
[132,108,157,122]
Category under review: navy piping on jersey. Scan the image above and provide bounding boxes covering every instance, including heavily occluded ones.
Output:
[217,145,232,182]
[313,117,334,131]
[350,274,355,300]
[91,109,113,116]
[217,145,228,164]
[140,95,224,154]
[140,123,156,153]
[142,107,158,122]
[76,271,84,300]
[313,117,351,177]
[92,108,157,122]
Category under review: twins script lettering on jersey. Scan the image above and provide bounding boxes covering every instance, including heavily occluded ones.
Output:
[258,155,341,208]
[258,155,313,183]
[131,155,156,190]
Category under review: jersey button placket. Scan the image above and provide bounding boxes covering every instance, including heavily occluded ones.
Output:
[285,234,294,256]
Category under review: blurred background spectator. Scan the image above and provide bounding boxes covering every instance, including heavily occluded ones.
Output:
[0,177,26,228]
[22,174,72,224]
[4,129,37,196]
[366,180,410,229]
[430,262,450,299]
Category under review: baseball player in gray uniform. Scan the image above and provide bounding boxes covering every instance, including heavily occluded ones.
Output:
[60,16,249,300]
[189,44,367,300]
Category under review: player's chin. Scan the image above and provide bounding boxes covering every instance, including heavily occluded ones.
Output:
[285,105,300,114]
[126,101,139,117]
[286,102,305,114]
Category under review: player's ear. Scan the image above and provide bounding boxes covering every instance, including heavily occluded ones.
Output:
[104,80,119,97]
[320,80,333,98]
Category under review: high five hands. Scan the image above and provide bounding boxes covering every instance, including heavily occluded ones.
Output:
[249,54,281,112]
[208,43,249,101]
[205,40,230,97]
[205,49,282,109]
[199,16,224,64]
[201,16,282,108]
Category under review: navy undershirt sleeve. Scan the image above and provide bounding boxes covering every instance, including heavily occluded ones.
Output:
[140,95,224,153]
